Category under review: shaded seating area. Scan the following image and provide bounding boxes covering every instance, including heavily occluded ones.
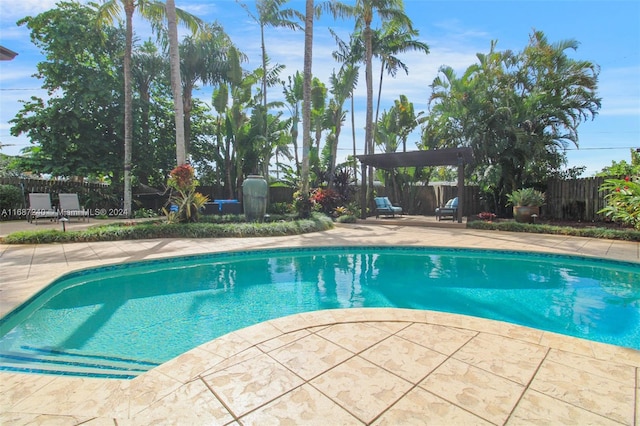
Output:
[435,197,458,221]
[374,197,403,218]
[28,193,59,224]
[59,193,90,221]
[357,147,473,223]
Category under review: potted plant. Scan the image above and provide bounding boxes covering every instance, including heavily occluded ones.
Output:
[506,188,545,223]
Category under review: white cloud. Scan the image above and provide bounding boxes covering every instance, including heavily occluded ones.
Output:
[0,0,58,21]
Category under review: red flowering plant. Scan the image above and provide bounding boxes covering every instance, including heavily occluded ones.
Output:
[477,212,496,222]
[168,164,194,190]
[165,164,209,223]
[310,188,342,216]
[598,175,640,230]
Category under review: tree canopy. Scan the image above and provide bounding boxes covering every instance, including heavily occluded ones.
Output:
[424,30,601,211]
[12,2,126,179]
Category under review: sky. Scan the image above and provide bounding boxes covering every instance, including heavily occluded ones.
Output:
[0,0,639,177]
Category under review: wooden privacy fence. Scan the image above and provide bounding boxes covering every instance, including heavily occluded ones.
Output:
[1,177,110,205]
[1,177,614,221]
[545,177,609,222]
[1,177,109,194]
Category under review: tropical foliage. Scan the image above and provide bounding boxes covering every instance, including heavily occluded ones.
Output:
[12,3,126,180]
[424,31,601,214]
[598,176,640,230]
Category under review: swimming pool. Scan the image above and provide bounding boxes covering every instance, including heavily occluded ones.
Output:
[1,246,638,378]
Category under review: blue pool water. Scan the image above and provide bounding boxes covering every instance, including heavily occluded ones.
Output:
[1,246,639,378]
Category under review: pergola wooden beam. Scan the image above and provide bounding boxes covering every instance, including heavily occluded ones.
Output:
[357,147,473,223]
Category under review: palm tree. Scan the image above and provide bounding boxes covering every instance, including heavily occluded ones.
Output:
[97,0,201,216]
[210,44,251,197]
[372,22,429,145]
[179,23,234,154]
[331,29,363,180]
[239,0,301,153]
[426,31,600,211]
[331,0,413,218]
[165,0,186,167]
[300,0,314,199]
[282,71,304,174]
[326,64,358,188]
[310,77,327,154]
[261,112,293,179]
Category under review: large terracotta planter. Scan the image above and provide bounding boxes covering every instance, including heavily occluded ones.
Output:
[242,175,268,222]
[513,205,540,224]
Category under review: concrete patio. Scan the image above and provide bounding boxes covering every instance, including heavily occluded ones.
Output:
[0,219,638,424]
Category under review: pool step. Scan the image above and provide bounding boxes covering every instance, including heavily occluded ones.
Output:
[0,346,160,379]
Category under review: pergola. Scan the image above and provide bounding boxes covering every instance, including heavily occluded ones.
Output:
[357,147,474,223]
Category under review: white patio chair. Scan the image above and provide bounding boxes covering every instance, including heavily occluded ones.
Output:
[28,193,59,224]
[59,193,90,222]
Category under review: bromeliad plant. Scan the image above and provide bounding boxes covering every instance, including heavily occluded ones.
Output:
[164,164,209,223]
[598,176,640,230]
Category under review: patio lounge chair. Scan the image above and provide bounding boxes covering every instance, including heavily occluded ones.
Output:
[435,197,458,221]
[374,196,403,218]
[28,193,59,224]
[59,193,90,221]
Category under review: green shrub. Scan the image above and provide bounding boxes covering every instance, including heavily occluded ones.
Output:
[0,184,23,219]
[336,214,357,223]
[269,202,292,215]
[598,176,640,230]
[293,190,313,219]
[200,214,245,223]
[1,213,333,244]
[466,220,640,242]
[133,208,158,218]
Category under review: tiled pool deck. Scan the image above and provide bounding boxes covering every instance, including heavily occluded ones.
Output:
[0,219,639,425]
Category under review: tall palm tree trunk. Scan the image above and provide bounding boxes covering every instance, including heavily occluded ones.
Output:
[182,82,194,155]
[374,59,386,152]
[166,0,186,165]
[351,95,357,180]
[123,5,133,218]
[363,25,374,219]
[301,0,313,198]
[260,24,269,155]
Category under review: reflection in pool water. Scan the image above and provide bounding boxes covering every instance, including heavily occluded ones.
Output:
[1,246,638,378]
